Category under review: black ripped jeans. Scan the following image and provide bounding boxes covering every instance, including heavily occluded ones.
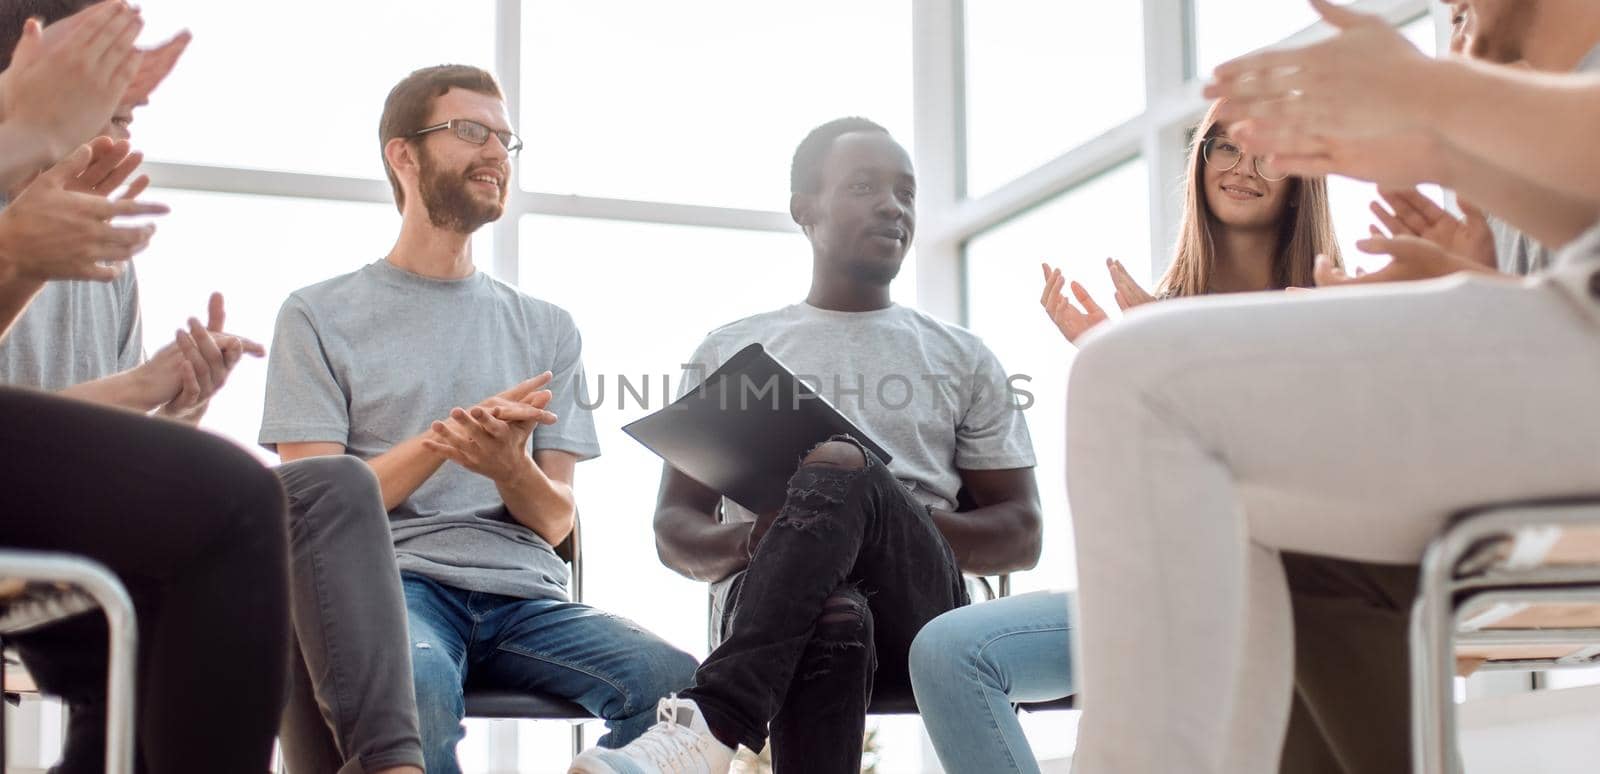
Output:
[681,436,969,772]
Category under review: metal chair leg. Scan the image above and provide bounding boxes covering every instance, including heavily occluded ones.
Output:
[3,555,138,774]
[1411,532,1464,774]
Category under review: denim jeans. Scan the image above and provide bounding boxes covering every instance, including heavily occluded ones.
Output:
[909,591,1074,774]
[682,436,969,773]
[401,572,698,774]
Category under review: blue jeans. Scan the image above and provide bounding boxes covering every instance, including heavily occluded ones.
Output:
[908,591,1075,774]
[402,572,698,774]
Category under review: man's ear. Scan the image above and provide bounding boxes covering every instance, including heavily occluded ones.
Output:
[790,192,814,234]
[384,137,417,179]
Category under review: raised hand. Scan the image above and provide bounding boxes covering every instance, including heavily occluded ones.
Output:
[155,293,265,422]
[1040,262,1109,345]
[1206,0,1432,142]
[1369,188,1497,270]
[0,1,142,159]
[64,136,148,198]
[1313,235,1495,287]
[0,142,166,283]
[1106,258,1156,311]
[124,30,191,108]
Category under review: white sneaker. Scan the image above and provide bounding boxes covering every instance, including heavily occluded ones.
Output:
[568,695,736,774]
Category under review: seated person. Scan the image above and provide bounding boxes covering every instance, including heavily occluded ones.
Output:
[261,64,697,774]
[571,117,1043,774]
[1068,2,1600,772]
[0,5,419,773]
[0,2,288,771]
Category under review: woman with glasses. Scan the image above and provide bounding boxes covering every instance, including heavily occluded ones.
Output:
[1040,98,1341,340]
[906,99,1347,774]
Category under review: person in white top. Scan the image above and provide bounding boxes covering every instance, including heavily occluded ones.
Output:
[1065,2,1600,772]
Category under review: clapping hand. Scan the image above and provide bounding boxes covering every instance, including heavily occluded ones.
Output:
[1040,262,1109,345]
[0,141,165,283]
[1368,187,1497,271]
[423,372,561,483]
[1313,235,1494,287]
[1106,258,1156,310]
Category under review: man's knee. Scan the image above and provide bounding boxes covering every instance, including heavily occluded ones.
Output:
[800,439,866,471]
[279,455,383,525]
[632,644,700,706]
[909,608,969,682]
[799,587,873,681]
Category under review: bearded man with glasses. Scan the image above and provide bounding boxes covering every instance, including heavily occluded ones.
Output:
[261,64,696,774]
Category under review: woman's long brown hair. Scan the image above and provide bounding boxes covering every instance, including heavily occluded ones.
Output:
[1157,100,1343,297]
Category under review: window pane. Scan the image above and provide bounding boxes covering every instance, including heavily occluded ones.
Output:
[1194,0,1320,78]
[964,158,1149,598]
[520,1,912,211]
[964,1,1145,198]
[134,2,495,178]
[132,189,492,457]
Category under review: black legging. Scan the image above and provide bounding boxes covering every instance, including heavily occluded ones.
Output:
[1,386,289,774]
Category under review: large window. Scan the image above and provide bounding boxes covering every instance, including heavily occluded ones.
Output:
[963,1,1145,197]
[520,0,912,212]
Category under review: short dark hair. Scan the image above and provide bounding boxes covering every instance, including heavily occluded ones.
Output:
[378,64,503,213]
[0,0,93,72]
[789,116,889,195]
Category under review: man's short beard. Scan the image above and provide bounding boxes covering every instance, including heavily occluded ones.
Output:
[417,150,504,234]
[844,257,904,286]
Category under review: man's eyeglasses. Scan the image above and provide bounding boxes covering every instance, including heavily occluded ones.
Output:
[410,118,523,156]
[1202,136,1287,182]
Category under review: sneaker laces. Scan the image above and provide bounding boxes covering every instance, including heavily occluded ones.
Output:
[625,695,706,771]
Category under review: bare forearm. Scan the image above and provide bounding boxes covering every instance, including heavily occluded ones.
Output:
[368,435,448,512]
[1425,62,1600,207]
[931,502,1043,576]
[1439,143,1600,249]
[59,368,166,412]
[498,456,575,547]
[654,508,751,583]
[0,277,43,342]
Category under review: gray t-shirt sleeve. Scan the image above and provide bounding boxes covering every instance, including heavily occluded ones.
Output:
[675,335,723,399]
[117,268,143,370]
[258,294,350,451]
[954,342,1036,470]
[531,311,601,461]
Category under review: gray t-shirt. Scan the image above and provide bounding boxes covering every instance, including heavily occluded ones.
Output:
[681,302,1036,621]
[0,269,141,389]
[1489,42,1600,276]
[260,259,601,601]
